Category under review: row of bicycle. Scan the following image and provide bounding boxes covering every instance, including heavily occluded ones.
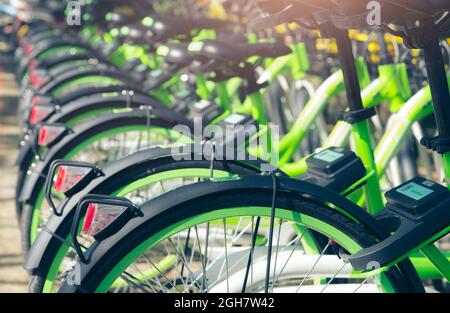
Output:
[3,0,450,293]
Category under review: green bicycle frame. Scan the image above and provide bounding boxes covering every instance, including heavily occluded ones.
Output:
[280,62,411,178]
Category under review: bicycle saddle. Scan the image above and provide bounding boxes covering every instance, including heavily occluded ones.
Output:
[106,12,143,29]
[157,43,196,66]
[116,24,154,46]
[150,15,231,41]
[115,17,233,47]
[191,40,292,64]
[90,0,152,13]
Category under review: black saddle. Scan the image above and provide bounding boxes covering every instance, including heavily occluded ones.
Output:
[150,15,232,42]
[157,43,196,66]
[112,16,233,46]
[191,40,292,64]
[116,24,154,45]
[106,12,143,29]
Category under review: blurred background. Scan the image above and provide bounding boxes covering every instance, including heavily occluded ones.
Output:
[0,34,27,292]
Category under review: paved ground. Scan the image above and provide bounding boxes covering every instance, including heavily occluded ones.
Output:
[0,56,28,293]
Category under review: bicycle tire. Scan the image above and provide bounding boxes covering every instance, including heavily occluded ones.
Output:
[58,176,424,293]
[19,109,192,252]
[27,147,274,292]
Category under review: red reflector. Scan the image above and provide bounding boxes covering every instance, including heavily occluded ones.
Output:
[37,125,65,146]
[4,26,13,34]
[24,44,33,55]
[29,59,38,70]
[18,2,30,10]
[82,203,127,237]
[54,166,66,191]
[82,203,97,234]
[54,165,91,194]
[31,95,50,107]
[29,70,48,88]
[30,105,53,125]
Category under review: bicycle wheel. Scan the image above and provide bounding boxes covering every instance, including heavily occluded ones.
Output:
[19,110,192,252]
[15,92,176,210]
[27,147,272,293]
[58,176,422,293]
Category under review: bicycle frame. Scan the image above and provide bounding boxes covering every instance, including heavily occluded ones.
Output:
[218,56,419,203]
[211,30,450,283]
[279,62,411,176]
[25,4,450,288]
[332,30,450,283]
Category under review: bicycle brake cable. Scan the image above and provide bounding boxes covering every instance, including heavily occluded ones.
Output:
[264,171,278,293]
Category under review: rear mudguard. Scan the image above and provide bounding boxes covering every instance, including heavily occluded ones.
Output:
[18,108,193,208]
[18,39,94,78]
[36,66,138,96]
[21,30,63,47]
[16,31,64,62]
[17,91,174,169]
[36,52,108,71]
[33,62,111,88]
[47,93,177,125]
[15,92,155,213]
[58,175,424,293]
[25,146,277,274]
[16,92,175,206]
[46,85,143,107]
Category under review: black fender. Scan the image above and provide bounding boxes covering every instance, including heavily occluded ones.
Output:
[32,60,111,88]
[36,52,107,71]
[47,85,145,107]
[16,92,174,171]
[21,38,93,63]
[18,108,193,207]
[25,146,279,274]
[46,93,176,124]
[18,39,94,78]
[21,84,146,118]
[37,66,138,95]
[59,175,424,293]
[15,91,175,215]
[21,30,63,47]
[25,63,107,93]
[16,31,64,62]
[23,82,160,126]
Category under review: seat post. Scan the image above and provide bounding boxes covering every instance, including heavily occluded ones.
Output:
[422,36,450,137]
[413,25,450,189]
[333,28,384,213]
[334,29,364,112]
